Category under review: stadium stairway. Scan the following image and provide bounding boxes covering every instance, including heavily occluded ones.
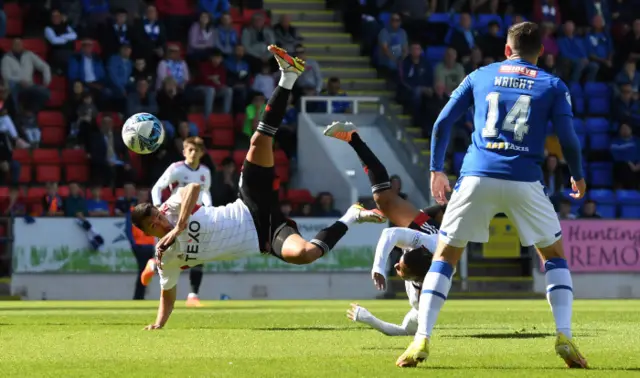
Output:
[267,0,392,96]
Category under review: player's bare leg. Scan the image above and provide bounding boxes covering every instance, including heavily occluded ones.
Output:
[323,121,420,227]
[537,240,588,368]
[248,46,385,265]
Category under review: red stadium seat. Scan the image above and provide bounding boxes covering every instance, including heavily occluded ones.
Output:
[22,38,47,59]
[41,127,66,147]
[12,149,30,164]
[208,114,233,129]
[74,39,102,55]
[61,149,88,164]
[27,187,46,199]
[232,23,243,37]
[65,164,89,183]
[48,75,67,92]
[210,128,235,147]
[275,165,289,183]
[187,114,206,135]
[46,90,66,108]
[33,149,61,164]
[274,149,288,164]
[0,38,9,52]
[36,165,61,183]
[4,3,22,18]
[6,19,23,37]
[101,188,115,201]
[230,7,241,20]
[233,149,246,168]
[287,189,314,204]
[234,113,246,132]
[115,187,125,198]
[242,10,269,25]
[208,149,230,165]
[127,151,144,182]
[58,185,70,197]
[37,111,65,128]
[18,164,31,184]
[0,186,9,201]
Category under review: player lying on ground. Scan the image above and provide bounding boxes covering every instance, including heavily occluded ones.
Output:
[131,45,386,330]
[348,227,444,336]
[397,22,588,368]
[147,136,212,307]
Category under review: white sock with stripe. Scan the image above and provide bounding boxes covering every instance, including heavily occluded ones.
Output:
[415,261,454,341]
[545,258,573,338]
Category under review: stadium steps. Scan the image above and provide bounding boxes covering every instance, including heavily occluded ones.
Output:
[305,43,361,57]
[330,77,388,91]
[271,9,336,22]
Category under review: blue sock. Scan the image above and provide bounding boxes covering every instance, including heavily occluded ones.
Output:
[415,261,454,341]
[545,258,573,339]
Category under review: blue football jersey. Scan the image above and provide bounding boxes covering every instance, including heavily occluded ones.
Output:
[430,58,579,182]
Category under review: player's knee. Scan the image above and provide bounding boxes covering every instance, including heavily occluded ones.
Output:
[372,191,394,212]
[283,243,319,265]
[536,236,564,260]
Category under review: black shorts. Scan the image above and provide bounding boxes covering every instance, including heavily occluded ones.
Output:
[238,160,300,259]
[407,210,439,235]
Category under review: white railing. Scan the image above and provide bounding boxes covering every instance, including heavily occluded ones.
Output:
[300,96,385,115]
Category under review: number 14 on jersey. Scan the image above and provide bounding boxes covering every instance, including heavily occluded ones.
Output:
[482,92,531,142]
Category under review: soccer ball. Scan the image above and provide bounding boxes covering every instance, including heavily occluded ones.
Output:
[121,113,165,154]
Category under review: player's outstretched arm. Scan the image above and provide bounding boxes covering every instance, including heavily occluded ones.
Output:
[156,183,202,252]
[347,303,417,336]
[145,286,177,330]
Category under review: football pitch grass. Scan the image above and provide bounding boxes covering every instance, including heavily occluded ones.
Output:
[1,300,639,377]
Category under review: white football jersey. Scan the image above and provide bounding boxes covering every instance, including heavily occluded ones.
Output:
[156,190,260,290]
[151,161,212,206]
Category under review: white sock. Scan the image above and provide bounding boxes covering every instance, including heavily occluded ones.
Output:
[415,261,453,341]
[278,72,298,90]
[545,258,573,338]
[338,207,357,226]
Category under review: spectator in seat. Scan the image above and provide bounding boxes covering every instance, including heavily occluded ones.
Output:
[157,77,189,139]
[421,80,449,136]
[448,13,476,64]
[225,44,252,112]
[241,12,276,73]
[252,63,276,100]
[478,21,504,63]
[242,92,266,140]
[315,77,350,114]
[434,48,465,95]
[557,198,576,220]
[540,54,558,75]
[280,200,293,218]
[127,78,159,118]
[4,186,29,216]
[312,192,341,217]
[64,181,88,218]
[132,5,167,67]
[618,19,640,65]
[615,60,640,94]
[129,58,155,92]
[156,44,190,91]
[42,182,64,217]
[68,38,109,103]
[169,120,192,161]
[464,46,484,74]
[292,44,322,99]
[156,0,196,41]
[67,92,96,149]
[1,38,52,113]
[100,8,133,58]
[197,49,233,117]
[44,8,78,73]
[542,154,565,204]
[274,14,302,53]
[188,11,216,61]
[533,0,562,26]
[107,43,133,111]
[579,200,602,219]
[614,83,640,130]
[586,15,614,80]
[611,123,640,189]
[213,157,239,206]
[399,43,432,127]
[558,20,598,83]
[214,12,238,56]
[86,186,110,216]
[0,125,24,188]
[16,110,40,148]
[540,22,558,59]
[115,182,138,215]
[295,202,313,217]
[199,0,231,21]
[88,114,132,187]
[376,13,408,74]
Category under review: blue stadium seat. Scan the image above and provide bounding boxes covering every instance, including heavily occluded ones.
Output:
[475,14,502,31]
[546,121,553,134]
[589,189,616,217]
[576,133,586,149]
[429,13,451,23]
[584,117,610,133]
[569,82,583,97]
[453,152,465,174]
[587,97,610,115]
[573,97,585,115]
[616,190,640,218]
[425,46,447,62]
[589,133,611,150]
[503,15,527,27]
[583,82,611,98]
[379,12,391,27]
[588,162,613,187]
[562,188,586,214]
[573,118,585,133]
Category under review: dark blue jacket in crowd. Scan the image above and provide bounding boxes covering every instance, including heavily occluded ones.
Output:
[399,56,432,89]
[614,98,640,127]
[586,31,613,60]
[557,36,588,60]
[68,54,106,84]
[610,136,640,162]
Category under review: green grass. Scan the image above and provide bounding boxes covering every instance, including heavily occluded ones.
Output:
[1,300,639,377]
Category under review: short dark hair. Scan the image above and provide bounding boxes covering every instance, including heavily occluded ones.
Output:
[131,202,154,230]
[507,21,542,57]
[402,247,433,280]
[184,136,205,150]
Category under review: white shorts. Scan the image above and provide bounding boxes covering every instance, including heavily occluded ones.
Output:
[439,176,562,248]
